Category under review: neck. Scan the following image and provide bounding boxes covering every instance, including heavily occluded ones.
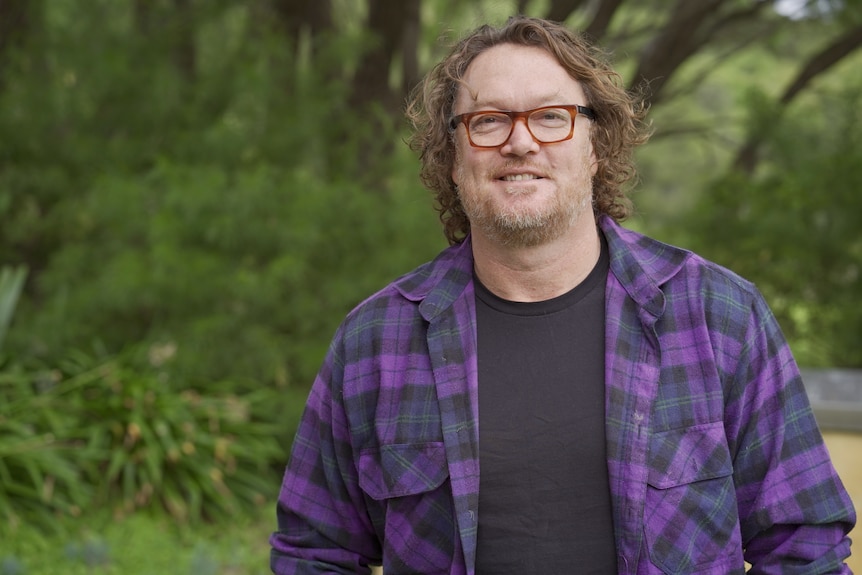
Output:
[471,215,601,302]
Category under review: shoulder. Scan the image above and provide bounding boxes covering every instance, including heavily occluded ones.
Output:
[335,238,474,341]
[601,216,761,308]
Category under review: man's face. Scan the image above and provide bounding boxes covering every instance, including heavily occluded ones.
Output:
[451,43,597,248]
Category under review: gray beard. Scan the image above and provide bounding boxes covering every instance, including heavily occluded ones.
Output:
[461,185,592,249]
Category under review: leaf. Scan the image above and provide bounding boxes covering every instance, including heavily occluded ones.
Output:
[0,266,27,350]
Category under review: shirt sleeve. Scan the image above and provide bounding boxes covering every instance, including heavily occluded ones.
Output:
[724,289,856,574]
[270,332,381,574]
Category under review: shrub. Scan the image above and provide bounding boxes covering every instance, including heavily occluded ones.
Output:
[0,345,303,532]
[0,266,27,351]
[0,364,90,530]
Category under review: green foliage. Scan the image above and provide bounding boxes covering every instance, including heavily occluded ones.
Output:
[1,3,443,387]
[0,266,27,350]
[64,349,284,522]
[0,347,301,532]
[0,0,443,535]
[3,0,859,549]
[677,82,862,366]
[0,364,91,530]
[13,158,440,387]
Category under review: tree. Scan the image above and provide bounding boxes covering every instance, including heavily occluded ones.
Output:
[734,21,862,172]
[0,0,40,92]
[681,82,862,366]
[133,0,199,84]
[5,0,862,385]
[274,0,862,154]
[624,0,773,105]
[269,0,333,57]
[530,0,862,172]
[350,0,422,113]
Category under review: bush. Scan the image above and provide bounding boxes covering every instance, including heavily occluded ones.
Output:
[0,346,303,532]
[0,267,27,350]
[0,364,90,530]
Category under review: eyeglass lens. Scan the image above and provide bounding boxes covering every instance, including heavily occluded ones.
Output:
[468,107,573,146]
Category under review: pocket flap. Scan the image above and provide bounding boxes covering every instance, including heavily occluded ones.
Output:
[358,442,448,501]
[647,422,732,489]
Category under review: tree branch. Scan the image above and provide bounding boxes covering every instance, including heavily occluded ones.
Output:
[584,0,624,42]
[780,23,862,104]
[734,23,862,173]
[545,0,588,23]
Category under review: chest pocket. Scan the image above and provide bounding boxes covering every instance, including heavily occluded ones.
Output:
[358,442,448,500]
[644,422,744,574]
[357,442,454,575]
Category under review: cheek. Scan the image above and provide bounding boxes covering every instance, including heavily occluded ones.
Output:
[452,143,477,186]
[451,143,465,186]
[589,137,598,176]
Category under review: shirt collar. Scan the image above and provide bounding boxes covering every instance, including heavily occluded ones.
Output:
[600,215,690,320]
[393,217,692,322]
[393,236,475,322]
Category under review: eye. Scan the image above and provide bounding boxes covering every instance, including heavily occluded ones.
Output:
[469,113,509,132]
[531,109,570,126]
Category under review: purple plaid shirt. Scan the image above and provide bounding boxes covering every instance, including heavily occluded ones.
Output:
[271,216,855,574]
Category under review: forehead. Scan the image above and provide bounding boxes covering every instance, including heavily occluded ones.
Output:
[455,43,586,111]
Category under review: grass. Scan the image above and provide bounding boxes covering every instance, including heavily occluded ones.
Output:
[0,506,275,575]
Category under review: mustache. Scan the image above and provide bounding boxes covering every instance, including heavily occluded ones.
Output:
[489,160,547,178]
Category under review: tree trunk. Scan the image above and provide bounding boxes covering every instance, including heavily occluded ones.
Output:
[629,0,773,106]
[629,0,725,105]
[350,0,421,113]
[545,0,588,23]
[0,0,35,92]
[341,0,422,182]
[172,0,197,84]
[134,0,155,37]
[584,0,624,41]
[133,0,197,83]
[401,0,422,100]
[271,0,333,56]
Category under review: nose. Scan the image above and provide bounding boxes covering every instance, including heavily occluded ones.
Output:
[500,117,539,156]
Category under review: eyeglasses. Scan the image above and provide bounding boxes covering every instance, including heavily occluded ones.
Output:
[449,104,596,148]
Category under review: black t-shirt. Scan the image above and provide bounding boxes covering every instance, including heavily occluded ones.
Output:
[474,235,617,574]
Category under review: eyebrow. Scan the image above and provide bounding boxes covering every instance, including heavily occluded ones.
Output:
[465,90,568,112]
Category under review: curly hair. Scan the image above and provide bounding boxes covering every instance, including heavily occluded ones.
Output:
[405,16,650,245]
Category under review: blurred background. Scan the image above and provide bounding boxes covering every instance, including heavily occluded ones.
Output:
[0,0,860,573]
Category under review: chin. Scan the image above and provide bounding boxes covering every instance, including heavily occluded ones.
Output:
[485,212,568,248]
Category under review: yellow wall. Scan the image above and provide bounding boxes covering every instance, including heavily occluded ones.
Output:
[823,432,861,573]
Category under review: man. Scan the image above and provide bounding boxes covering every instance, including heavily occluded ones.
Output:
[270,16,856,574]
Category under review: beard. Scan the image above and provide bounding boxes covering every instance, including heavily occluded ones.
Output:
[455,160,593,249]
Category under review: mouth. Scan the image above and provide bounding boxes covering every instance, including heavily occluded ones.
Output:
[499,173,542,182]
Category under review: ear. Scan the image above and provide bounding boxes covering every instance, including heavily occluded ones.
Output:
[589,142,598,177]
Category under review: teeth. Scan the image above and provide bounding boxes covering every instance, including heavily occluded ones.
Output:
[502,174,538,181]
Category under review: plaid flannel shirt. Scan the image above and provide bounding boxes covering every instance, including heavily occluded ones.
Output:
[271,216,855,574]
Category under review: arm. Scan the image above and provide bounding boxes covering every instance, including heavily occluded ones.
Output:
[725,291,856,574]
[270,335,381,574]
